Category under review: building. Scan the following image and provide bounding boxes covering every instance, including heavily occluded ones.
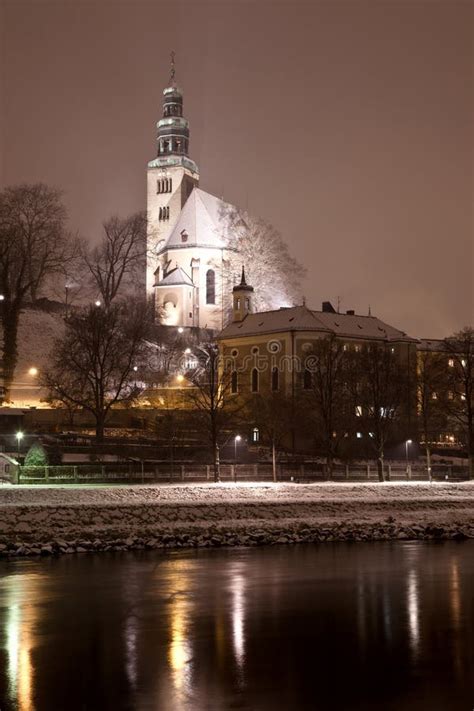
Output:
[218,274,418,400]
[146,57,239,331]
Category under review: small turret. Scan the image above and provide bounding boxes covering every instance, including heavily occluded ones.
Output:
[233,267,254,322]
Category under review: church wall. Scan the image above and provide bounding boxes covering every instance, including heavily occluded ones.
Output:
[156,246,231,331]
[146,166,198,292]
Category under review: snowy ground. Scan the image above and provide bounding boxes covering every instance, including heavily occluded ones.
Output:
[0,482,473,555]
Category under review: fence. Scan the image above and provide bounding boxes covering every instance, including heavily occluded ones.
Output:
[14,461,470,485]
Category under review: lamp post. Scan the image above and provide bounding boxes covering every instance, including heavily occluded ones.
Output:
[405,439,412,476]
[16,431,24,458]
[234,435,242,462]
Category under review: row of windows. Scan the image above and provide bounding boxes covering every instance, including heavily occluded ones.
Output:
[159,206,170,221]
[157,178,172,194]
[158,138,188,154]
[163,104,182,118]
[231,368,280,394]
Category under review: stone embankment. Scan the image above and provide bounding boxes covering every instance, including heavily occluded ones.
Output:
[0,482,473,557]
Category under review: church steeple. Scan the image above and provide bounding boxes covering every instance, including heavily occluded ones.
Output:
[233,266,254,322]
[148,52,199,176]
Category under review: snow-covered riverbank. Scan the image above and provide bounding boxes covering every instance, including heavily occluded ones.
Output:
[0,482,473,556]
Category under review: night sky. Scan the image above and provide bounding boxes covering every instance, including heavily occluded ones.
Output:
[0,0,472,337]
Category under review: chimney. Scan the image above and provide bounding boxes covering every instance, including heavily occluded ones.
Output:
[322,301,336,313]
[346,309,355,315]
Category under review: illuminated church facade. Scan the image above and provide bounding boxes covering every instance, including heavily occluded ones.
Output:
[146,59,238,331]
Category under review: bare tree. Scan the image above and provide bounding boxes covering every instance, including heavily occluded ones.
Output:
[185,344,238,482]
[0,183,73,399]
[83,212,146,308]
[42,300,150,441]
[221,206,306,316]
[247,392,294,481]
[445,327,474,479]
[416,348,448,480]
[357,344,408,482]
[302,335,353,476]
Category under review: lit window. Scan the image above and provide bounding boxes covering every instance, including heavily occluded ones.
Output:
[354,345,361,352]
[356,432,362,439]
[461,359,467,367]
[448,358,454,367]
[252,427,259,443]
[355,405,362,417]
[431,392,438,400]
[448,391,454,400]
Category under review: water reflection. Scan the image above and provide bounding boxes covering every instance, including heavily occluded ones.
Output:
[0,543,473,711]
[4,573,40,711]
[407,569,420,657]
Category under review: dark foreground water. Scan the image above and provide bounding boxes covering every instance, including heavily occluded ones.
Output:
[0,543,473,711]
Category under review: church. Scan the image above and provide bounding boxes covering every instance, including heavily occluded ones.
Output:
[146,58,239,332]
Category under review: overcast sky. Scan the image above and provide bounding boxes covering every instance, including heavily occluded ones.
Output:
[0,0,472,337]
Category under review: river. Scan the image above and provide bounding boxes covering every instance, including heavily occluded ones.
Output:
[0,542,472,710]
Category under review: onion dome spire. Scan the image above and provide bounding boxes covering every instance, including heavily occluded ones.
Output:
[147,52,199,175]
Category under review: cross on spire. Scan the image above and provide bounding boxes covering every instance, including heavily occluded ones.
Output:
[169,50,176,84]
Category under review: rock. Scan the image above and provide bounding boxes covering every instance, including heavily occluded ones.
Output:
[40,545,53,556]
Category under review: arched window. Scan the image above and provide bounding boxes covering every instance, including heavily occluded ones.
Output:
[271,367,279,391]
[251,368,259,393]
[231,371,238,394]
[206,269,216,304]
[169,178,172,192]
[303,369,312,390]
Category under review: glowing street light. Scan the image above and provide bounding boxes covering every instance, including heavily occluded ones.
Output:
[176,374,184,384]
[95,300,101,307]
[177,327,184,334]
[16,431,23,456]
[28,367,38,376]
[405,439,413,475]
[0,294,4,301]
[234,434,242,461]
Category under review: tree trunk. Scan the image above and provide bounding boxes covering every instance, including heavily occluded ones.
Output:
[213,444,220,483]
[272,439,277,482]
[95,414,105,443]
[326,453,333,480]
[1,307,20,401]
[377,455,385,482]
[425,444,432,482]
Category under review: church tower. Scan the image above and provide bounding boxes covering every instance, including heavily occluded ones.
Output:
[146,53,200,293]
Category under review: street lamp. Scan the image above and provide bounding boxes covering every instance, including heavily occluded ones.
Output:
[177,327,184,334]
[405,439,412,474]
[95,300,101,307]
[16,431,24,457]
[0,294,4,301]
[234,435,242,462]
[28,367,38,376]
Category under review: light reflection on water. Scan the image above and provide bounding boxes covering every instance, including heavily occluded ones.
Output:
[0,542,473,711]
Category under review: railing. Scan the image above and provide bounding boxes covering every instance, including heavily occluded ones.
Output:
[14,461,470,485]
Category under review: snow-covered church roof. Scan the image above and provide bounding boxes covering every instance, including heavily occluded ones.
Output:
[157,188,236,254]
[155,266,194,287]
